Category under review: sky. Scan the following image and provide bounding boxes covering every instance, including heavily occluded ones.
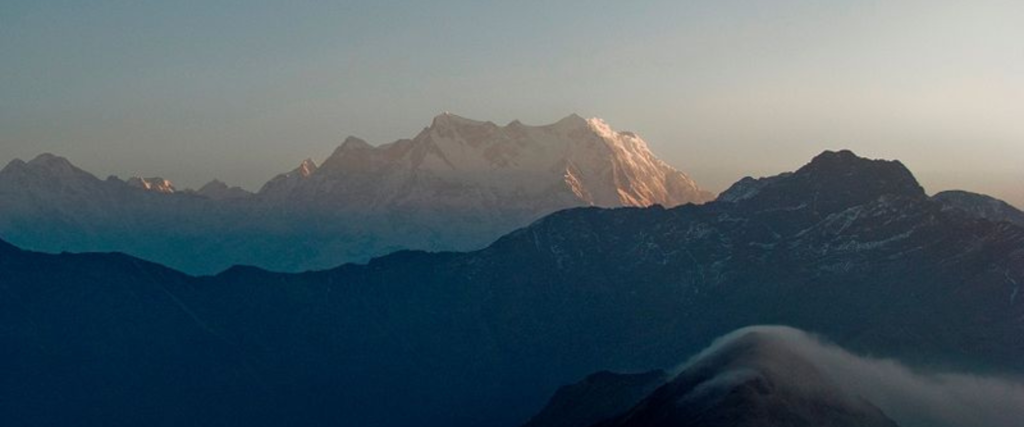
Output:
[1,0,1022,206]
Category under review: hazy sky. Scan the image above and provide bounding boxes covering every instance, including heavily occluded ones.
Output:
[2,0,1022,206]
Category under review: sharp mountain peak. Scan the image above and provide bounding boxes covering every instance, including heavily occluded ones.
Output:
[719,149,925,211]
[430,111,495,129]
[27,153,85,174]
[0,152,99,184]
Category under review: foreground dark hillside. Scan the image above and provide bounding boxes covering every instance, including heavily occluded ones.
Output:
[526,326,1024,427]
[1,151,1022,427]
[593,328,900,427]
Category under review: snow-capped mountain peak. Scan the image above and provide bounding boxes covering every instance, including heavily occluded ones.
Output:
[257,158,319,197]
[0,113,712,272]
[551,113,588,130]
[298,158,318,177]
[338,136,372,152]
[127,177,176,194]
[27,153,75,169]
[1,158,26,173]
[0,154,101,190]
[430,111,494,131]
[256,113,712,212]
[318,138,373,172]
[22,153,93,179]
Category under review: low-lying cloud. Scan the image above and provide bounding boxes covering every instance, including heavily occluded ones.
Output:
[676,325,1024,427]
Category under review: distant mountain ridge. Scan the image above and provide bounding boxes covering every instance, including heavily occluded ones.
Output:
[0,113,711,274]
[2,150,1022,427]
[933,190,1024,227]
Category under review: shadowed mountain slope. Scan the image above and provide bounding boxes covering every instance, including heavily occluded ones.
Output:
[527,327,900,427]
[522,370,669,427]
[933,190,1024,227]
[1,151,1022,427]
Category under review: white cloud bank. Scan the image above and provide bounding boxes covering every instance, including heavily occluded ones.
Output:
[676,326,1024,427]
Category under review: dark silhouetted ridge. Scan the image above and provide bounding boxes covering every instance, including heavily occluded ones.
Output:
[522,370,668,427]
[933,190,1024,227]
[0,237,18,254]
[718,150,925,222]
[580,327,900,427]
[1,158,27,174]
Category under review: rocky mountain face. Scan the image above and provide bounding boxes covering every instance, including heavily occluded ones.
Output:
[0,113,711,274]
[1,151,1022,427]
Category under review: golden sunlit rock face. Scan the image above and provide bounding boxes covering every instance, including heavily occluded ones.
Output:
[258,113,713,211]
[127,177,176,194]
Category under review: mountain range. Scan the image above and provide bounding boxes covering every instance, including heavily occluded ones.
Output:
[2,150,1022,427]
[0,113,711,274]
